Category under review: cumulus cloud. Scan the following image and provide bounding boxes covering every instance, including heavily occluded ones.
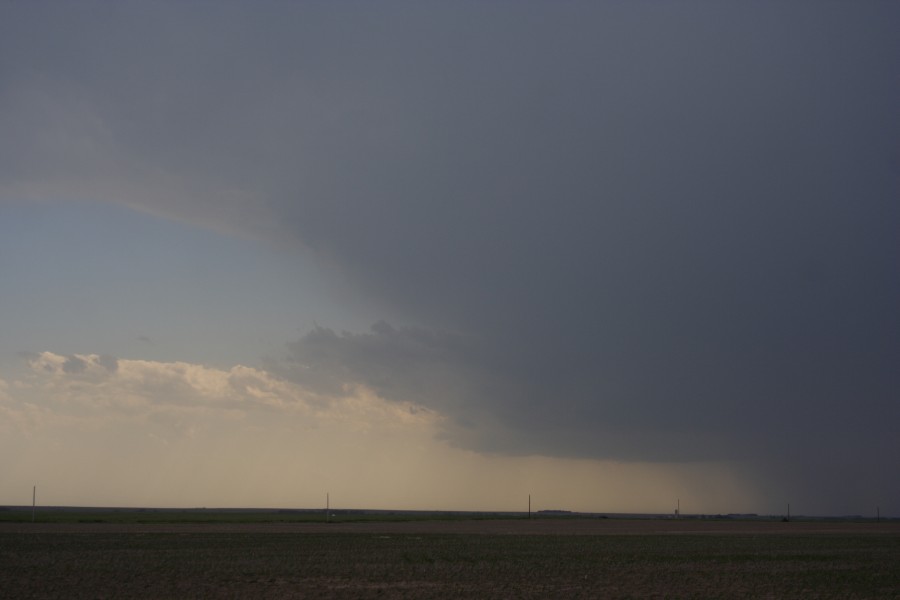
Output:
[0,352,759,512]
[1,3,898,513]
[272,322,491,414]
[2,351,448,507]
[20,351,432,428]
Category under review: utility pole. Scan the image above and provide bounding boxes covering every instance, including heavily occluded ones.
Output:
[32,486,36,523]
[528,494,531,519]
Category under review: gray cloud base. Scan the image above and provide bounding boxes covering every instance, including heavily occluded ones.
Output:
[2,2,898,512]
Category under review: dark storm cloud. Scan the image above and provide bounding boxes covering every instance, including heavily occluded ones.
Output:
[2,2,898,511]
[272,323,488,422]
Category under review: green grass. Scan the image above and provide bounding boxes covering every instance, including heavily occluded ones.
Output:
[1,530,898,598]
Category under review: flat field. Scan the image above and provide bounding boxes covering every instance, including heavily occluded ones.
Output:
[1,518,898,598]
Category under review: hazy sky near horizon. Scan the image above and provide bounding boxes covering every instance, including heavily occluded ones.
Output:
[1,2,897,515]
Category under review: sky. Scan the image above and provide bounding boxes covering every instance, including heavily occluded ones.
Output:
[1,2,897,516]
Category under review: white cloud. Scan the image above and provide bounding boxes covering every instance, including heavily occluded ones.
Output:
[0,352,759,512]
[20,351,435,429]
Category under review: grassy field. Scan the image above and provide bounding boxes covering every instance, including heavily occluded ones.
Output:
[1,516,898,598]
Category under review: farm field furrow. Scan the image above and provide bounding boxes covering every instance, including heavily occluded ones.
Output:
[1,520,898,598]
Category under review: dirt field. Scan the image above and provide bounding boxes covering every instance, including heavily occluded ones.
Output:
[2,519,898,598]
[2,517,896,535]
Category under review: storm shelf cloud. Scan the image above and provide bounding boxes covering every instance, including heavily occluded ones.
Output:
[0,2,898,515]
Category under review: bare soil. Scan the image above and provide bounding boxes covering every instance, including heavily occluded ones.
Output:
[2,517,896,535]
[2,519,898,598]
